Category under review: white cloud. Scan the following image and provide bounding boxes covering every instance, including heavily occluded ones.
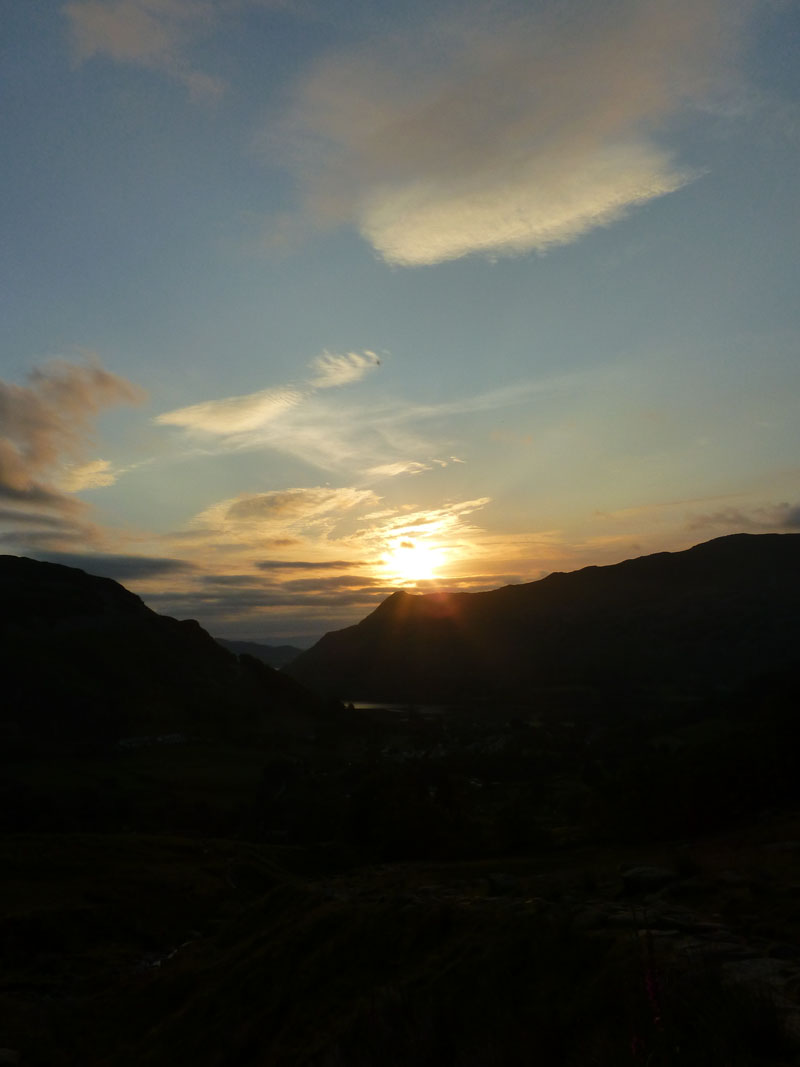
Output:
[360,143,692,266]
[60,458,119,491]
[155,348,380,440]
[309,349,379,389]
[270,0,747,264]
[155,385,302,435]
[155,360,552,481]
[365,497,492,546]
[367,460,432,478]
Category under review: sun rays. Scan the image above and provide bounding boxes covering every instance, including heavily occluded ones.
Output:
[382,540,448,584]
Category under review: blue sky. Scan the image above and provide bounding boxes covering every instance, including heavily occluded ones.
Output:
[2,0,799,643]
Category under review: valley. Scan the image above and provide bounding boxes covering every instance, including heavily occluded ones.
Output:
[1,539,799,1064]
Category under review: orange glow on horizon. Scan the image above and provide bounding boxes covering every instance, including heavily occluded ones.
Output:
[382,540,448,584]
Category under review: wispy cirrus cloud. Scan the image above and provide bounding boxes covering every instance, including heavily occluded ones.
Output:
[153,347,435,476]
[64,0,225,100]
[367,461,433,478]
[155,355,550,481]
[154,349,378,440]
[267,0,748,265]
[309,350,380,389]
[226,379,550,475]
[60,458,123,491]
[63,0,303,101]
[359,496,491,547]
[155,385,303,435]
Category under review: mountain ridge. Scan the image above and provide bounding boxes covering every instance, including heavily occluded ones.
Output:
[286,533,800,701]
[214,637,304,668]
[0,554,330,748]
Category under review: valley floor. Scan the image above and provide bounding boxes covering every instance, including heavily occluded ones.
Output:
[4,811,800,1065]
[3,678,800,1065]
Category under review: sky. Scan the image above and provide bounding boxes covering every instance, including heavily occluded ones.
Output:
[2,0,799,644]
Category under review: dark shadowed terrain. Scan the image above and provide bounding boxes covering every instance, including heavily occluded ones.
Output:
[215,637,304,669]
[2,539,800,1066]
[286,533,800,702]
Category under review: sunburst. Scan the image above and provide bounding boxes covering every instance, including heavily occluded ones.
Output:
[383,540,446,583]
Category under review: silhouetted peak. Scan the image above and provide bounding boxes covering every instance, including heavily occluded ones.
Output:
[287,533,800,701]
[0,553,332,746]
[368,588,415,618]
[0,554,152,626]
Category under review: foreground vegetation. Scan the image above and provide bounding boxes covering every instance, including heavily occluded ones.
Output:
[2,670,800,1064]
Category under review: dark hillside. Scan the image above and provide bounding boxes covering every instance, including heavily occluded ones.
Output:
[3,548,800,1064]
[0,555,327,749]
[215,637,303,668]
[286,534,800,701]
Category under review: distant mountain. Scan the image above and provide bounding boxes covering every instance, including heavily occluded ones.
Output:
[215,638,303,669]
[286,534,800,702]
[0,555,330,749]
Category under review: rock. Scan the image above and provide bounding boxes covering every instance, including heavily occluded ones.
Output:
[716,869,750,887]
[768,943,800,960]
[683,920,728,937]
[649,906,706,932]
[620,865,678,894]
[667,875,717,898]
[604,909,641,929]
[696,941,754,963]
[763,841,800,853]
[721,957,794,989]
[486,873,517,896]
[572,906,614,931]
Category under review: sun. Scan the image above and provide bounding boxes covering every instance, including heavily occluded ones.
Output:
[383,541,446,584]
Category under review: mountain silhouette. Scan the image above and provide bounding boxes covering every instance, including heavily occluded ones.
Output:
[215,638,303,668]
[0,555,327,749]
[286,533,800,702]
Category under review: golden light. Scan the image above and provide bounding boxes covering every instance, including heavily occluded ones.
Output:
[383,540,447,584]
